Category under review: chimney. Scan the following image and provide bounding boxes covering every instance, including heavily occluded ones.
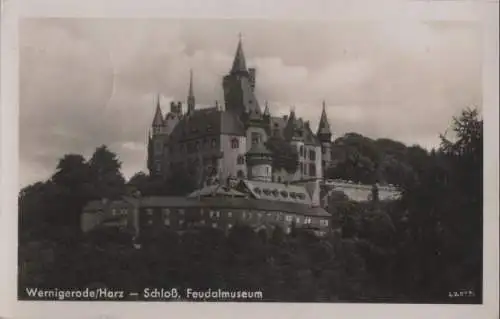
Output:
[170,101,176,113]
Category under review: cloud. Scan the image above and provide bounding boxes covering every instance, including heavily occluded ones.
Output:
[19,18,481,187]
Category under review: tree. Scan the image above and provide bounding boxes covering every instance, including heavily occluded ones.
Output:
[88,145,126,199]
[265,137,299,174]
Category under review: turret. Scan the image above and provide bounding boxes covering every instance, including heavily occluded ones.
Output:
[222,34,261,118]
[317,101,333,171]
[151,94,164,134]
[245,140,273,182]
[317,101,332,142]
[187,69,196,114]
[148,94,166,176]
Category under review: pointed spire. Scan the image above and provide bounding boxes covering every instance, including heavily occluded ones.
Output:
[187,69,195,113]
[188,69,194,97]
[263,101,270,116]
[317,100,332,138]
[231,33,248,73]
[152,94,163,127]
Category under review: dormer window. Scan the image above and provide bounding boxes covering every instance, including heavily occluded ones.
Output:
[263,188,271,195]
[272,189,279,197]
[280,190,288,198]
[254,187,262,194]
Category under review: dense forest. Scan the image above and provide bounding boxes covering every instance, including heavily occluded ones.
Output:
[18,108,483,303]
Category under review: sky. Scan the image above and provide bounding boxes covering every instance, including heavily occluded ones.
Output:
[18,18,482,188]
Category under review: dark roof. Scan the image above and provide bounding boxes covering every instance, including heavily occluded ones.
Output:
[317,102,332,137]
[231,38,248,73]
[168,108,245,141]
[152,103,164,126]
[246,142,272,156]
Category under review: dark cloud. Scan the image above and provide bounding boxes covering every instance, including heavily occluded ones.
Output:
[19,18,481,187]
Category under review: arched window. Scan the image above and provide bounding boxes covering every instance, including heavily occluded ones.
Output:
[231,138,239,149]
[299,145,304,157]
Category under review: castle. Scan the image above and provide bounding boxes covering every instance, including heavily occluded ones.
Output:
[81,37,401,239]
[147,37,333,184]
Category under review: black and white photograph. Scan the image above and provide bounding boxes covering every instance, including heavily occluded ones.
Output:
[2,0,498,318]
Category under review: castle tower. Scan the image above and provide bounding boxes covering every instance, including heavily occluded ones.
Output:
[147,94,167,176]
[317,101,333,172]
[222,35,261,119]
[245,140,273,182]
[187,69,196,114]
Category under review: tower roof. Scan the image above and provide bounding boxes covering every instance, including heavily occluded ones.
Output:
[188,69,194,98]
[317,101,332,136]
[263,101,270,116]
[246,142,272,157]
[231,35,248,73]
[152,94,164,126]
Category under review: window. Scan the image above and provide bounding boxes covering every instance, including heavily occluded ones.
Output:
[146,208,153,216]
[120,208,127,215]
[162,208,170,217]
[303,163,308,175]
[179,209,185,216]
[209,210,214,218]
[211,138,217,148]
[237,155,245,165]
[212,223,218,228]
[320,220,329,227]
[304,217,312,224]
[203,139,208,148]
[295,217,301,224]
[155,162,162,173]
[309,163,316,177]
[164,218,170,226]
[111,209,117,216]
[251,132,261,145]
[285,215,293,222]
[200,219,205,225]
[179,219,184,226]
[257,212,262,219]
[299,145,304,157]
[242,211,247,219]
[195,141,200,151]
[228,224,233,229]
[231,138,239,149]
[266,167,271,175]
[228,212,232,218]
[148,220,153,225]
[280,190,288,198]
[200,209,204,216]
[207,124,213,132]
[309,149,316,160]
